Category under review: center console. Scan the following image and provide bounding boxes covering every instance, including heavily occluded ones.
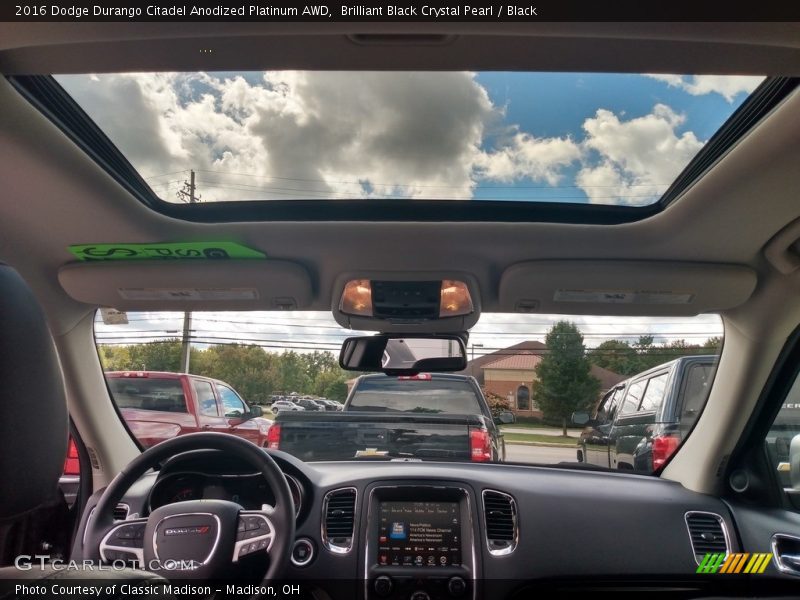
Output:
[363,484,477,600]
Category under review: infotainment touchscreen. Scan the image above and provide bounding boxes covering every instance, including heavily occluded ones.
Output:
[377,501,461,567]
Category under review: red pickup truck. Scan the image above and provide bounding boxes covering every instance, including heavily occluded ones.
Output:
[105,371,272,448]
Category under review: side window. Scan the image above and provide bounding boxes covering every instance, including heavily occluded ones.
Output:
[606,387,624,422]
[639,373,669,412]
[219,384,247,418]
[60,435,81,508]
[620,380,645,415]
[766,374,800,494]
[106,377,188,413]
[598,387,623,423]
[678,363,715,433]
[595,389,615,422]
[194,380,219,416]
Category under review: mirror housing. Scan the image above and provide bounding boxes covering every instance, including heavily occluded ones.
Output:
[248,405,263,418]
[494,411,515,425]
[572,411,592,426]
[340,334,467,375]
[791,433,800,489]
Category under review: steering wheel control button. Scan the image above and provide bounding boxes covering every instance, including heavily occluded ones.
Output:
[291,538,315,567]
[114,522,145,540]
[373,575,393,597]
[232,512,276,562]
[447,577,467,598]
[100,519,148,567]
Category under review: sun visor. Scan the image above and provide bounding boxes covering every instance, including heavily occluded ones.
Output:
[58,260,313,311]
[499,261,757,316]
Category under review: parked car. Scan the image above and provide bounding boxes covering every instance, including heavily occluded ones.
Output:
[575,356,717,471]
[270,373,510,461]
[318,399,342,411]
[271,399,305,413]
[104,371,272,448]
[294,397,327,411]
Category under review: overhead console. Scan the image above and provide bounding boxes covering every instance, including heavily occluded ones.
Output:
[362,483,477,600]
[331,272,481,333]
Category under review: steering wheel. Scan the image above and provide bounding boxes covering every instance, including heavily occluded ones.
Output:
[84,433,295,584]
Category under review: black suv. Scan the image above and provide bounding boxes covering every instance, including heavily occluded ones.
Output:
[576,356,717,472]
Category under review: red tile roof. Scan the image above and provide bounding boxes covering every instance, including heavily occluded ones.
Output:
[483,351,542,371]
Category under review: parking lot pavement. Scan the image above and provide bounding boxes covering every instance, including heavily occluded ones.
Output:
[506,443,579,464]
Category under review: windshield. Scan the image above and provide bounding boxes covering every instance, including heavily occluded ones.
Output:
[96,310,722,472]
[55,71,763,207]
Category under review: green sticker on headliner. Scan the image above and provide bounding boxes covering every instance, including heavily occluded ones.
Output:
[68,242,265,261]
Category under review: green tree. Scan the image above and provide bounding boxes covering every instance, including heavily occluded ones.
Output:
[98,345,132,371]
[193,344,277,404]
[588,340,639,375]
[532,321,601,435]
[302,351,339,381]
[705,336,723,352]
[126,340,182,372]
[275,351,312,393]
[321,378,349,401]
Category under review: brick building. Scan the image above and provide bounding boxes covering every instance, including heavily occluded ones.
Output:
[482,351,545,418]
[460,341,625,419]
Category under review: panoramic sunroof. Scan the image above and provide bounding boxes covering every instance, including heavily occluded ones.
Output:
[52,71,764,208]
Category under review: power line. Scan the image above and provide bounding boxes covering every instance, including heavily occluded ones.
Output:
[143,169,190,181]
[194,169,671,191]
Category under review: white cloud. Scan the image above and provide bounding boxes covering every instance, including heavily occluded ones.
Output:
[57,72,745,206]
[576,104,703,206]
[56,72,591,202]
[59,72,504,201]
[474,132,581,186]
[646,74,763,102]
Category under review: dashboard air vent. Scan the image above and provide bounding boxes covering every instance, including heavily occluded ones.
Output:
[483,490,517,556]
[322,488,356,553]
[113,504,129,521]
[685,511,730,563]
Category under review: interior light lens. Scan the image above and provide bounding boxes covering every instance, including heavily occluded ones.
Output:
[340,279,373,316]
[440,280,474,317]
[340,278,474,319]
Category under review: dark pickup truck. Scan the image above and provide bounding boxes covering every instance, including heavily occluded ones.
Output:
[268,373,508,462]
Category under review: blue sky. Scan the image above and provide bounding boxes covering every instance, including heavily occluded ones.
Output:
[57,71,763,206]
[471,72,758,202]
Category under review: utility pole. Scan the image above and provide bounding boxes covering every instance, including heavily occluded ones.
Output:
[177,170,199,373]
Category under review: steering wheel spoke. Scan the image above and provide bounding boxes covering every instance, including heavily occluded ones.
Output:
[99,518,148,567]
[233,511,276,562]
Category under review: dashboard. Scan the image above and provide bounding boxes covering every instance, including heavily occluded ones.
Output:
[72,450,800,600]
[148,470,304,515]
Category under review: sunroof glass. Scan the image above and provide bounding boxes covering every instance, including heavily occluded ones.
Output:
[54,71,763,206]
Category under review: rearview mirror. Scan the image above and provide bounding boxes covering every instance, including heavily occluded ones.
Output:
[340,334,467,375]
[248,405,263,418]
